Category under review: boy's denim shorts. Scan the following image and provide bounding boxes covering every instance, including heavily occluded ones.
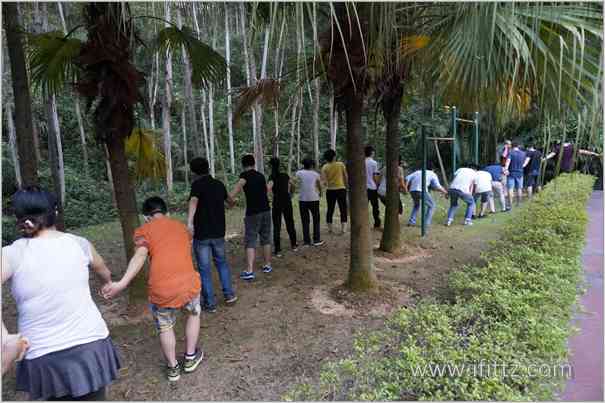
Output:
[150,294,201,333]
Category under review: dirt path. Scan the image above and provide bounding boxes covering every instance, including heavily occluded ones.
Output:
[2,201,512,400]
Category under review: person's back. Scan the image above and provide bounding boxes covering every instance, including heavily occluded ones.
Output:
[483,164,503,182]
[5,234,108,360]
[190,175,227,241]
[134,216,200,307]
[270,172,291,206]
[322,161,346,190]
[450,167,477,194]
[508,148,527,177]
[474,170,493,193]
[406,169,439,192]
[296,169,320,202]
[528,149,542,175]
[240,169,270,215]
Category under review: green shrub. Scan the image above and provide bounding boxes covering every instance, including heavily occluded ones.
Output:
[285,173,595,401]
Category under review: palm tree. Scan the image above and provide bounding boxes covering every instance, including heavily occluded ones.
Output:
[28,2,228,308]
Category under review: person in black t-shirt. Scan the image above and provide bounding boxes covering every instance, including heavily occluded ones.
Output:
[229,154,272,281]
[267,157,298,257]
[523,145,543,198]
[187,157,237,312]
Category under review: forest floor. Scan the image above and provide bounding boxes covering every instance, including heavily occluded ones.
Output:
[2,195,516,400]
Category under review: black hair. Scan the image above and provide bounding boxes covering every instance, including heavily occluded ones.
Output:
[142,196,167,216]
[302,157,315,169]
[241,154,255,168]
[269,157,281,179]
[364,145,374,157]
[512,141,520,148]
[190,157,209,175]
[468,163,481,170]
[12,186,57,237]
[324,149,336,162]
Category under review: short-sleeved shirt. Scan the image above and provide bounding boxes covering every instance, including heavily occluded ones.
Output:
[377,166,405,196]
[405,170,442,193]
[239,170,270,216]
[296,170,320,202]
[365,158,380,190]
[525,150,543,175]
[553,144,575,173]
[189,175,227,241]
[508,148,527,177]
[321,161,347,190]
[269,172,291,206]
[483,165,503,182]
[450,168,478,194]
[4,234,109,359]
[134,216,201,308]
[474,170,493,193]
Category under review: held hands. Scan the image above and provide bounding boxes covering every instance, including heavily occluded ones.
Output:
[101,281,126,300]
[2,334,29,375]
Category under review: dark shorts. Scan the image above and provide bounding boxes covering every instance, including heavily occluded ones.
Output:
[244,210,272,248]
[526,174,539,188]
[474,191,493,203]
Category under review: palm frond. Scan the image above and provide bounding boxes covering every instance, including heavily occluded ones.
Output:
[153,25,228,88]
[125,128,166,182]
[233,79,281,126]
[27,31,82,96]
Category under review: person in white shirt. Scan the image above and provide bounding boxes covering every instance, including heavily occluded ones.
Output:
[377,156,407,215]
[446,164,479,226]
[1,187,120,400]
[364,145,381,228]
[473,169,495,218]
[405,162,448,227]
[295,158,324,246]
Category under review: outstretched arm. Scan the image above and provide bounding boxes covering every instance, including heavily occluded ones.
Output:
[102,247,148,299]
[187,197,198,233]
[90,244,112,284]
[578,149,601,157]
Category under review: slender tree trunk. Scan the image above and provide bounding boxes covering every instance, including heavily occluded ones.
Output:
[208,19,218,176]
[345,89,378,291]
[313,78,321,164]
[296,89,303,169]
[181,108,189,187]
[41,4,66,214]
[200,91,210,157]
[179,5,201,157]
[162,2,174,192]
[380,80,403,253]
[288,95,299,175]
[5,103,22,187]
[224,3,235,173]
[57,2,89,177]
[330,91,339,149]
[149,3,159,131]
[3,2,38,186]
[272,14,287,158]
[104,144,116,208]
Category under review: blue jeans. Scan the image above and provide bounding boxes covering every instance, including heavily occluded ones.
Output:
[447,189,475,222]
[409,191,435,225]
[507,174,524,190]
[193,238,234,308]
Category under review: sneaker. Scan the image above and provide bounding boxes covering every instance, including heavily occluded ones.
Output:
[225,295,238,305]
[292,245,299,252]
[262,265,273,273]
[167,362,181,382]
[274,252,283,258]
[464,220,473,226]
[202,304,217,313]
[312,240,325,247]
[407,222,415,227]
[445,219,453,227]
[183,350,204,373]
[240,271,255,281]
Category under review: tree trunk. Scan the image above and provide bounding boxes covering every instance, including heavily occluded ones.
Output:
[380,80,403,253]
[287,95,299,175]
[106,134,145,303]
[179,5,201,157]
[162,2,174,192]
[313,78,321,164]
[272,14,287,158]
[330,91,338,149]
[208,19,217,176]
[57,2,89,178]
[181,108,189,187]
[345,89,378,292]
[200,91,210,157]
[104,144,116,208]
[3,2,38,186]
[5,103,22,188]
[224,3,235,173]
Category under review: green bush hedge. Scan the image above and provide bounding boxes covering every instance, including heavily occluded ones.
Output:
[286,173,595,401]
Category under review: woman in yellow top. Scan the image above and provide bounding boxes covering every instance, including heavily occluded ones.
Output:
[321,149,348,234]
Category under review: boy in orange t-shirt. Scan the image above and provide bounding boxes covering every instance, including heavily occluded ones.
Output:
[102,197,202,382]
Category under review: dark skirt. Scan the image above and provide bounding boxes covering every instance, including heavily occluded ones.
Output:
[16,337,121,400]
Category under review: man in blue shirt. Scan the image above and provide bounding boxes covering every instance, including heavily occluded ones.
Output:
[504,143,530,208]
[524,145,542,198]
[482,163,507,212]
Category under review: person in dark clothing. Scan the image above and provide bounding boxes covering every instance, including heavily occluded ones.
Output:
[267,157,298,257]
[187,157,237,312]
[229,154,273,281]
[523,145,543,198]
[545,141,601,173]
[504,142,530,208]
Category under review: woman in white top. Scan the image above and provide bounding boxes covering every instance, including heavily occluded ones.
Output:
[295,158,324,246]
[2,187,121,400]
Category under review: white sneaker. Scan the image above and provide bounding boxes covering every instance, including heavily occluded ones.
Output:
[464,220,473,226]
[446,219,453,227]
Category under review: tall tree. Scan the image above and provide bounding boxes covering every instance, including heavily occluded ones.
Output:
[3,2,38,186]
[162,2,174,192]
[57,2,89,178]
[5,103,22,187]
[224,2,235,173]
